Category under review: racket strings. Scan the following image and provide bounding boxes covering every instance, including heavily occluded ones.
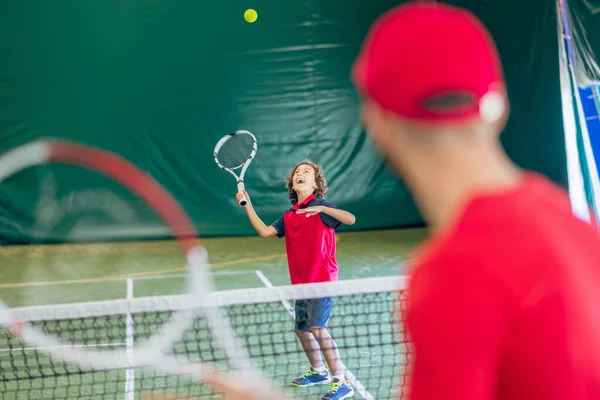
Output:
[217,134,255,169]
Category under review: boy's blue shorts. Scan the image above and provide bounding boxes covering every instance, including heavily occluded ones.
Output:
[294,297,334,331]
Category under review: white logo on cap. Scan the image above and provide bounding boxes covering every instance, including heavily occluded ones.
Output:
[479,91,505,123]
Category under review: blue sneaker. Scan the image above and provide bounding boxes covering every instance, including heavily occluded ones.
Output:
[322,378,354,400]
[291,368,332,387]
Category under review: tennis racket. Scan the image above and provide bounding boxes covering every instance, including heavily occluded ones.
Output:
[213,130,257,206]
[0,139,277,397]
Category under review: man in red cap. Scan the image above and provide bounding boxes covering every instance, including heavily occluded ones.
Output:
[352,1,600,400]
[177,2,600,400]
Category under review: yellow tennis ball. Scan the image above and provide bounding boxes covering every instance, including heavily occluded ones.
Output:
[244,9,257,23]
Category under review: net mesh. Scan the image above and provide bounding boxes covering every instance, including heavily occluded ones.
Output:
[216,134,255,169]
[0,277,410,400]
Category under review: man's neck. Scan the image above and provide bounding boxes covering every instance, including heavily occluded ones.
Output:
[407,147,523,231]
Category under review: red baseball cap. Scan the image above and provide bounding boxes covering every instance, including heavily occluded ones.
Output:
[352,1,507,124]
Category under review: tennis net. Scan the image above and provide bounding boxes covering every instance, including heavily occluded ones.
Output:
[0,276,410,400]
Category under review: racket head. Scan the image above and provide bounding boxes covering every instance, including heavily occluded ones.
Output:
[213,130,257,175]
[0,139,255,379]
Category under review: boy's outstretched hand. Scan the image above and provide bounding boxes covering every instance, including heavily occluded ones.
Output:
[295,206,324,216]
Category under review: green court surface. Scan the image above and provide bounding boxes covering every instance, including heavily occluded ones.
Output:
[0,229,424,400]
[0,229,426,308]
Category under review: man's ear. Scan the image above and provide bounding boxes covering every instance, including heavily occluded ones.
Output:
[362,100,394,146]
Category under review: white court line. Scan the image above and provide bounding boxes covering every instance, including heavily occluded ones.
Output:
[254,270,295,315]
[253,271,374,400]
[0,342,124,353]
[0,269,255,290]
[125,278,135,400]
[133,269,255,281]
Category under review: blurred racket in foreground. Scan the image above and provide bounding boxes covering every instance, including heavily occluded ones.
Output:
[0,139,279,398]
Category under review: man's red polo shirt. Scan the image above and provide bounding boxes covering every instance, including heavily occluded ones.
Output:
[405,173,600,399]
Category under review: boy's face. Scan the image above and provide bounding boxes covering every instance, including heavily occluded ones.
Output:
[292,164,318,194]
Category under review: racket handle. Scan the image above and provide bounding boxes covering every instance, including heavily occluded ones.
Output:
[237,182,247,207]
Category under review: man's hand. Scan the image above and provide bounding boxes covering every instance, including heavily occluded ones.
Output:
[209,372,291,400]
[145,371,292,400]
[296,206,325,217]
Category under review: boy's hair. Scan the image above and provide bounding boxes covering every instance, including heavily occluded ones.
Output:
[285,160,328,205]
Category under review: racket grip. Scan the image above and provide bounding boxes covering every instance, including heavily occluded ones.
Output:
[237,182,247,207]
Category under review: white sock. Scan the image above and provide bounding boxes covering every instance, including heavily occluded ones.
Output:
[312,365,326,374]
[333,374,345,381]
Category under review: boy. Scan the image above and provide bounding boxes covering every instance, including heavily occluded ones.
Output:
[237,160,356,400]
